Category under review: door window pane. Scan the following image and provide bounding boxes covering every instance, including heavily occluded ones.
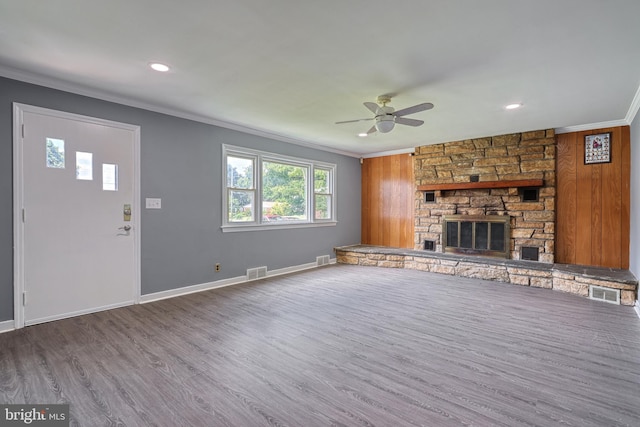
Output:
[102,164,118,191]
[46,138,65,168]
[76,152,93,180]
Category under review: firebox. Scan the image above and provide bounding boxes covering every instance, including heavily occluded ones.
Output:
[442,215,510,258]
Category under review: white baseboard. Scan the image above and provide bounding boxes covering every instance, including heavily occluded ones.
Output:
[268,262,317,277]
[0,319,16,334]
[140,275,246,304]
[140,258,336,304]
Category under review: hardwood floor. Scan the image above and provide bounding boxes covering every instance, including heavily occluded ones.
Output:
[1,264,639,426]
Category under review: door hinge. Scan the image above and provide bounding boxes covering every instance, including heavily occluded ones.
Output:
[23,291,26,306]
[21,124,25,138]
[22,208,25,223]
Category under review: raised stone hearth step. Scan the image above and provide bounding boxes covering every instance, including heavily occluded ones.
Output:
[334,245,638,306]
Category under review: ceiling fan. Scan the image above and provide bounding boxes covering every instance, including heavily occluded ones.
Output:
[336,95,434,134]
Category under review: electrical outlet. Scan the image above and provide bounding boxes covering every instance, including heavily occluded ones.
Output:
[215,263,220,272]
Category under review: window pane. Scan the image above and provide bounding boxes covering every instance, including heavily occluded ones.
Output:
[262,161,307,221]
[46,138,65,168]
[315,194,331,219]
[76,151,93,180]
[314,168,330,193]
[102,164,118,191]
[229,190,254,222]
[227,156,253,189]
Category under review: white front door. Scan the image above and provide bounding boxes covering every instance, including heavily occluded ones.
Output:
[14,104,140,327]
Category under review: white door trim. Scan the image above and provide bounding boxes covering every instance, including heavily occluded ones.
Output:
[12,103,141,329]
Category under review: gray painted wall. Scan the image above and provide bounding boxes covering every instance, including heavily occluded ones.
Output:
[0,76,361,321]
[630,112,639,280]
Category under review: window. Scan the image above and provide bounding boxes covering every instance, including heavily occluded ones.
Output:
[76,151,93,180]
[46,138,65,168]
[102,164,118,191]
[314,168,332,220]
[223,145,336,231]
[227,155,255,222]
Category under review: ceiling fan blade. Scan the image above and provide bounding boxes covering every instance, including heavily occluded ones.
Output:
[394,102,434,117]
[364,102,380,115]
[395,117,424,127]
[366,125,377,134]
[335,118,374,124]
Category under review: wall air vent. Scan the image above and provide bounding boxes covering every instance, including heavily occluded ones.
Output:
[247,266,267,281]
[316,255,330,266]
[424,191,436,203]
[589,285,620,305]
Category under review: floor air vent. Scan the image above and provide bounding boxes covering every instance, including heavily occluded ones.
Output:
[589,285,620,305]
[316,255,330,266]
[247,266,267,281]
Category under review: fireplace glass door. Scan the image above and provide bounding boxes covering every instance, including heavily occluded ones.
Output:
[443,215,510,258]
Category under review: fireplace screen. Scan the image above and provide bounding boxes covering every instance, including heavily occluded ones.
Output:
[442,215,510,258]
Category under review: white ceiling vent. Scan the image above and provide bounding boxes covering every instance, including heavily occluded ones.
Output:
[247,266,267,281]
[589,285,620,305]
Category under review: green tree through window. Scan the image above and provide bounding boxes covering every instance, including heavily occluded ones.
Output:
[262,161,307,219]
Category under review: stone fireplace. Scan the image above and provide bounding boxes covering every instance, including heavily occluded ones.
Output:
[414,130,556,263]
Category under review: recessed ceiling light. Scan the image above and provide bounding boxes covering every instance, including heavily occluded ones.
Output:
[149,62,170,72]
[505,103,522,110]
[358,133,368,137]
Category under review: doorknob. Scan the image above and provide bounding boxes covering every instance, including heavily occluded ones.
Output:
[117,225,132,236]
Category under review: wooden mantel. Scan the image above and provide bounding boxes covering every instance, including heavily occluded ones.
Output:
[418,179,544,191]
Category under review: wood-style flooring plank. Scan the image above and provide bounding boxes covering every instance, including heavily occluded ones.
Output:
[1,264,639,426]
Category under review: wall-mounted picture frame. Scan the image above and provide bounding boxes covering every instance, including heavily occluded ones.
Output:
[585,132,611,164]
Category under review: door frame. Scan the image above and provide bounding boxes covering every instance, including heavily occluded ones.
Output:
[12,103,141,329]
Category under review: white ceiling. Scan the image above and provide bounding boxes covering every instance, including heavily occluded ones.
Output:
[1,1,640,157]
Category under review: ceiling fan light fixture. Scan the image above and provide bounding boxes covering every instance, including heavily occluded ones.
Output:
[505,103,522,110]
[358,132,368,137]
[375,116,395,133]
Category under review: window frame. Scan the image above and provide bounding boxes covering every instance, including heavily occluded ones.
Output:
[222,144,337,232]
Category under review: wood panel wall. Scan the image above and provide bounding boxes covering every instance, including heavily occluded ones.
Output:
[556,126,630,268]
[361,154,414,248]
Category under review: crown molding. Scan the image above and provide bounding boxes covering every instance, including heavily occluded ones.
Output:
[0,65,360,158]
[555,119,630,134]
[556,83,640,133]
[361,147,415,159]
[625,83,640,125]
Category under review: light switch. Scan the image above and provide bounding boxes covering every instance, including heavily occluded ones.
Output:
[145,198,162,209]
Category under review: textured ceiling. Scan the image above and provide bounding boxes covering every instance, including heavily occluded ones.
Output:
[1,1,639,157]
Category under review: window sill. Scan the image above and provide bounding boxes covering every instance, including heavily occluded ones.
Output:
[221,221,337,233]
